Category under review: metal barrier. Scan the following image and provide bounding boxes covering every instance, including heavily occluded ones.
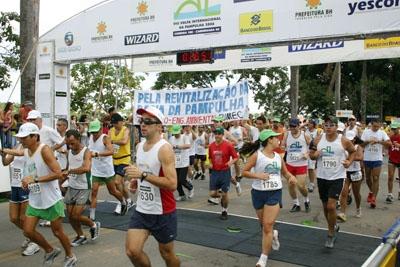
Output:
[362,219,400,267]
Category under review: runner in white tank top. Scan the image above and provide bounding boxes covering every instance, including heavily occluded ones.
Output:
[87,119,127,220]
[281,118,312,213]
[63,129,100,245]
[17,122,77,265]
[310,116,355,249]
[194,126,208,180]
[305,119,321,193]
[242,129,296,267]
[1,143,40,256]
[124,106,180,267]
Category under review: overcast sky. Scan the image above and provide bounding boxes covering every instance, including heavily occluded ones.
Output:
[0,0,261,113]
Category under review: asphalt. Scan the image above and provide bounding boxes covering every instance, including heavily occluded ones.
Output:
[0,160,399,266]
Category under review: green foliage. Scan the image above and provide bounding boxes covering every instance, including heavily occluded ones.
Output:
[70,61,144,115]
[0,12,20,90]
[153,71,220,89]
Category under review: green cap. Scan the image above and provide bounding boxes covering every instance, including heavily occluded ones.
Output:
[88,119,101,133]
[391,122,400,129]
[212,115,225,122]
[259,129,281,142]
[272,117,281,122]
[213,127,225,135]
[171,124,182,135]
[324,115,339,124]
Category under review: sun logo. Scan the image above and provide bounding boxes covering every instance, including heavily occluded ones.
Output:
[137,1,148,16]
[96,21,107,35]
[306,0,321,9]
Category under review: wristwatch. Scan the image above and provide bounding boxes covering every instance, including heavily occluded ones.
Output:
[141,171,148,182]
[34,177,39,183]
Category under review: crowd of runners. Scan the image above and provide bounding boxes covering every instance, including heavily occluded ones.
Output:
[1,102,399,267]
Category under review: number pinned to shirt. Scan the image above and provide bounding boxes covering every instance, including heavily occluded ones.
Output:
[28,183,41,194]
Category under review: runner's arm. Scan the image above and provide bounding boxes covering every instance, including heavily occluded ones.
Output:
[99,135,114,157]
[309,135,322,160]
[68,149,92,175]
[29,145,62,183]
[242,152,267,180]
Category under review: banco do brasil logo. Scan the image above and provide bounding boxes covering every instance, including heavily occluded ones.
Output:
[174,0,221,20]
[348,0,400,15]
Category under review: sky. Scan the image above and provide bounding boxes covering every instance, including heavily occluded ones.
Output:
[0,0,262,113]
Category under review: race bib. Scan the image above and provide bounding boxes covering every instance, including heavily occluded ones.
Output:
[322,156,338,169]
[175,151,182,164]
[261,174,283,191]
[367,145,379,153]
[28,183,41,194]
[288,152,302,162]
[138,184,155,203]
[350,171,362,182]
[113,144,120,154]
[12,168,22,182]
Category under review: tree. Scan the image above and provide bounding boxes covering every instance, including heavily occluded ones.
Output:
[70,61,143,115]
[0,12,20,91]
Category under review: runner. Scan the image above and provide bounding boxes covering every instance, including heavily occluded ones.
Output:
[271,117,285,156]
[345,115,363,138]
[241,129,297,267]
[309,116,356,248]
[124,106,180,267]
[18,123,77,266]
[208,126,238,220]
[361,119,391,208]
[109,113,133,215]
[62,129,100,246]
[387,122,400,203]
[168,124,193,201]
[193,125,208,180]
[183,125,197,180]
[56,118,69,195]
[88,119,127,221]
[337,131,364,221]
[229,120,247,195]
[1,143,40,256]
[305,119,321,192]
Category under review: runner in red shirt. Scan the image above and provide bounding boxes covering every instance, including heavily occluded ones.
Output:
[208,127,238,220]
[387,122,400,202]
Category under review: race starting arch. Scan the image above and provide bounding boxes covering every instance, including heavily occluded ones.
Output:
[36,0,400,126]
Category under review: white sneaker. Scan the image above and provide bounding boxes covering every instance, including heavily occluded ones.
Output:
[235,183,242,196]
[256,258,267,267]
[272,229,280,251]
[127,199,134,210]
[21,238,30,249]
[114,203,121,215]
[355,208,362,218]
[188,189,194,199]
[175,195,187,201]
[22,242,40,256]
[39,220,51,227]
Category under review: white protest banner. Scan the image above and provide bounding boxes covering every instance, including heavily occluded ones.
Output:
[336,110,353,118]
[133,81,249,125]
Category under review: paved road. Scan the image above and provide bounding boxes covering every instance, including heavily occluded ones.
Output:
[0,159,398,266]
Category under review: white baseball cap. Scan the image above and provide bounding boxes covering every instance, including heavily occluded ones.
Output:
[337,122,345,132]
[136,106,165,125]
[26,110,42,119]
[15,122,40,137]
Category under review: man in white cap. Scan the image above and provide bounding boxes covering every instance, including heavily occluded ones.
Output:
[17,123,77,266]
[124,106,180,267]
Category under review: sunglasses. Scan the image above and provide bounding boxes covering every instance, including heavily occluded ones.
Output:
[139,118,160,125]
[324,123,336,128]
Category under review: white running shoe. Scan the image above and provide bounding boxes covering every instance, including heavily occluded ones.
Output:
[39,220,51,227]
[235,183,242,196]
[256,258,267,267]
[21,238,30,249]
[355,208,362,218]
[188,189,194,199]
[272,230,280,251]
[114,203,121,215]
[22,242,40,256]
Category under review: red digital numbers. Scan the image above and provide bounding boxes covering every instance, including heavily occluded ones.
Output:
[177,50,214,65]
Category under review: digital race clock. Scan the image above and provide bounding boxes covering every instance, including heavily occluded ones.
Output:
[176,50,214,65]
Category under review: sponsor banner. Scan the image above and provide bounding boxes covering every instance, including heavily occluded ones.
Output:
[336,110,353,118]
[241,47,272,62]
[37,0,400,62]
[133,81,249,125]
[364,36,400,49]
[289,41,344,52]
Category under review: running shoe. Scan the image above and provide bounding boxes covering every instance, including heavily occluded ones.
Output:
[90,221,101,241]
[386,195,394,204]
[39,220,51,227]
[367,192,373,203]
[193,172,201,180]
[120,202,128,216]
[200,173,206,180]
[114,203,121,215]
[355,208,362,218]
[22,242,40,256]
[272,229,280,251]
[336,201,341,210]
[307,183,314,193]
[71,236,88,247]
[43,247,61,266]
[337,213,347,222]
[256,258,267,267]
[304,201,311,213]
[127,199,135,210]
[324,235,336,248]
[235,183,242,196]
[21,238,30,249]
[175,195,187,201]
[207,197,219,205]
[188,189,194,199]
[63,254,77,267]
[220,211,228,220]
[235,176,242,183]
[289,204,301,212]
